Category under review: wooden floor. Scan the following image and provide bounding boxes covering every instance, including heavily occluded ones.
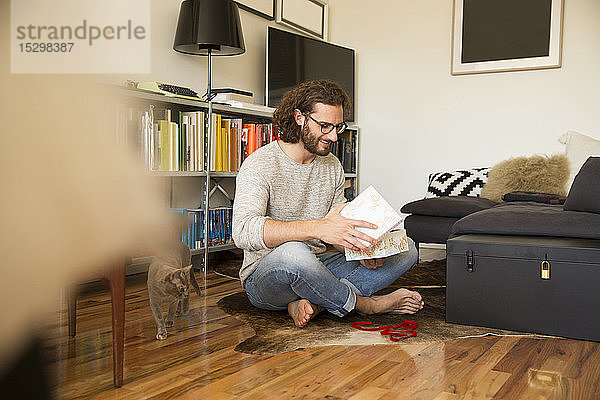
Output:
[45,250,600,400]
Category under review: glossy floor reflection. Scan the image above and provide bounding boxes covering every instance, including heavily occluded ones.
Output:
[43,249,600,399]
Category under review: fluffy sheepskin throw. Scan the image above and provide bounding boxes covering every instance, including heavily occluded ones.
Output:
[481,154,570,203]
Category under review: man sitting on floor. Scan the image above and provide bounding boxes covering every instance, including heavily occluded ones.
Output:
[232,80,423,328]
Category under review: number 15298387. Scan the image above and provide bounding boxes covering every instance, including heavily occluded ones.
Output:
[19,42,74,53]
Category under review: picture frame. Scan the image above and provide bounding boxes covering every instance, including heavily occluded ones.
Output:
[235,0,276,20]
[451,0,564,75]
[276,0,328,40]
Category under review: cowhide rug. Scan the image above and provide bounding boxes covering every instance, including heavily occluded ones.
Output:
[215,258,535,355]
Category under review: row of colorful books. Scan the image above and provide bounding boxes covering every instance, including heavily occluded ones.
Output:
[143,109,206,172]
[138,107,276,172]
[129,105,356,174]
[172,207,234,250]
[138,108,206,172]
[210,115,275,172]
[129,106,357,175]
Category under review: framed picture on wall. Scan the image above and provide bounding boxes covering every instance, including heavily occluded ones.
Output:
[451,0,564,75]
[276,0,328,40]
[235,0,276,20]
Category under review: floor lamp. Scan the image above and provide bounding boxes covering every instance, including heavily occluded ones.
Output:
[173,0,245,274]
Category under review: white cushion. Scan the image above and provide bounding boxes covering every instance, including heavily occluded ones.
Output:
[558,130,600,191]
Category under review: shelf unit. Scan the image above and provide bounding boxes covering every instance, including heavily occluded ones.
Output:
[117,87,359,274]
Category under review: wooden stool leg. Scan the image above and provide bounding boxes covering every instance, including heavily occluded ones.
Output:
[67,287,77,337]
[106,261,126,388]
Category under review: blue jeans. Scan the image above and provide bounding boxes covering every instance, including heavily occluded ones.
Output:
[244,239,418,317]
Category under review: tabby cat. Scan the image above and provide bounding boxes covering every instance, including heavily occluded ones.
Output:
[147,241,201,340]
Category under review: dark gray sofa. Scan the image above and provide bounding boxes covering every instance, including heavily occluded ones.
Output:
[405,157,600,341]
[401,196,498,247]
[401,156,600,246]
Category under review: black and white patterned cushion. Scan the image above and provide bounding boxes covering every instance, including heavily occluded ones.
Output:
[425,167,490,198]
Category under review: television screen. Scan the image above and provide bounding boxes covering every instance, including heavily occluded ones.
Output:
[267,27,355,122]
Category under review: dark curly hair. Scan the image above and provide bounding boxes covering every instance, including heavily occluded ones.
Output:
[273,80,351,143]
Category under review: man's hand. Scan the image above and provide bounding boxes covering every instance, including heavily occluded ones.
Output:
[360,257,390,269]
[318,203,378,252]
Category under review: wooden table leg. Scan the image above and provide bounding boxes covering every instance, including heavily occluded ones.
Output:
[105,261,125,388]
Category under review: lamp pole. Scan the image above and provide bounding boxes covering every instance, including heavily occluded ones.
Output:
[173,0,245,277]
[203,47,213,276]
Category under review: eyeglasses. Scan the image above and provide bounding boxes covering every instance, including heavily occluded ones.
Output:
[305,113,347,135]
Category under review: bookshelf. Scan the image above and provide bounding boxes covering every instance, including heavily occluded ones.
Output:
[116,87,359,274]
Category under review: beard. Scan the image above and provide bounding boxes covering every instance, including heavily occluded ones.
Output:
[300,123,332,156]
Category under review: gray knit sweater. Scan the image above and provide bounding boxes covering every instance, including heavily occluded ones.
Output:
[232,141,346,284]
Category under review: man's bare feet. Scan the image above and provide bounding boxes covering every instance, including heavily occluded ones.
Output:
[287,299,323,328]
[356,288,424,315]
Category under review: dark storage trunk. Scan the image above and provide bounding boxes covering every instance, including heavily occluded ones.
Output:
[446,234,600,342]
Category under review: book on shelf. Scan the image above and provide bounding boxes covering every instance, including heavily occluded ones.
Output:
[171,121,179,171]
[157,119,170,171]
[180,116,188,171]
[171,207,234,250]
[240,125,248,166]
[256,124,264,152]
[210,113,221,171]
[330,130,357,174]
[340,186,408,261]
[189,114,196,171]
[214,115,219,171]
[140,110,151,170]
[244,123,257,158]
[180,111,205,172]
[343,132,352,172]
[218,118,230,171]
[352,132,356,170]
[229,119,242,171]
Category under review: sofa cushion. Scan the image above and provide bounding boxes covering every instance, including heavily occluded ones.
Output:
[480,154,569,203]
[451,202,600,240]
[559,130,600,191]
[425,167,490,198]
[401,196,497,218]
[564,157,600,214]
[404,214,460,244]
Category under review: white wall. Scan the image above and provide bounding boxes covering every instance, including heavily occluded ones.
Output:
[328,0,600,212]
[105,0,279,103]
[107,0,600,212]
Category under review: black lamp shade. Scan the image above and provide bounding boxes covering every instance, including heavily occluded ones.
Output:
[173,0,245,56]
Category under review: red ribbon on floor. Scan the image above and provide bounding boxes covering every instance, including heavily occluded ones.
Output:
[350,320,418,342]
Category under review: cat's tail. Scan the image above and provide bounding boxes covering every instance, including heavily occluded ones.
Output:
[189,266,202,296]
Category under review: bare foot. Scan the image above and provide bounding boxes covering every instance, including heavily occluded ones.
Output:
[358,288,424,315]
[287,299,323,328]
